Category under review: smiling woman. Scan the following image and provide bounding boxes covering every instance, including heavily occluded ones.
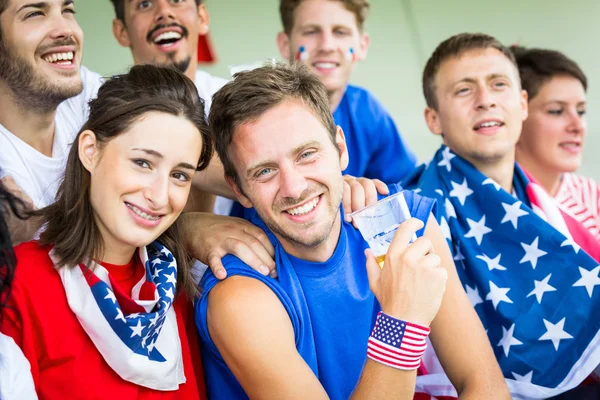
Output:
[0,65,212,399]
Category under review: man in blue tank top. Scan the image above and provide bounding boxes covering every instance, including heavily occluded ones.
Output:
[275,0,416,184]
[195,63,509,399]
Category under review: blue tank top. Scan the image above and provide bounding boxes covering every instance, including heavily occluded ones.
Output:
[195,187,435,399]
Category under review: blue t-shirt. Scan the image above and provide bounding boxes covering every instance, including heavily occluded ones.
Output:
[195,187,436,399]
[333,84,417,184]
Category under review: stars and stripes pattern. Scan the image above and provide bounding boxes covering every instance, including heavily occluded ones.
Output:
[56,241,185,390]
[367,311,430,370]
[402,145,600,399]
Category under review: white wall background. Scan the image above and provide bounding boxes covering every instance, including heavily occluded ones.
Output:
[78,0,599,180]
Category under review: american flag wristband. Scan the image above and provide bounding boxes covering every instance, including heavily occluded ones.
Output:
[367,311,431,370]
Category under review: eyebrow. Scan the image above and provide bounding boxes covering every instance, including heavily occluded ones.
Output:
[543,100,587,106]
[452,73,510,86]
[132,148,197,171]
[245,140,322,179]
[17,0,73,13]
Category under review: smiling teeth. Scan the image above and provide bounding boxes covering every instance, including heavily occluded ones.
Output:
[43,51,74,63]
[314,62,336,69]
[154,31,182,43]
[286,197,319,216]
[127,203,161,221]
[478,121,501,128]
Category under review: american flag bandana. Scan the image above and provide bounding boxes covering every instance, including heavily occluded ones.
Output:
[402,145,600,399]
[55,241,185,390]
[367,311,430,370]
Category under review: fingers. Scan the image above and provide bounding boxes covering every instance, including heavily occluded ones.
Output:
[223,237,271,277]
[342,180,353,223]
[243,223,276,262]
[387,218,424,259]
[208,253,227,280]
[364,248,381,292]
[373,179,389,196]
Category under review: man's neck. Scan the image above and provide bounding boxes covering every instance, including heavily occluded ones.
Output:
[469,152,516,193]
[184,59,198,81]
[278,212,343,263]
[0,83,57,157]
[328,87,346,112]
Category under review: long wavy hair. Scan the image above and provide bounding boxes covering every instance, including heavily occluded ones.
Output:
[37,65,213,298]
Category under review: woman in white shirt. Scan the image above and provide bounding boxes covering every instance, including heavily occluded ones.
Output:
[0,179,37,400]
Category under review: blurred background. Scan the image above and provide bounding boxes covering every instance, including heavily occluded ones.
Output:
[78,0,599,180]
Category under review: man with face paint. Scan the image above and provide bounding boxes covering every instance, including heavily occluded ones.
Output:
[276,0,418,186]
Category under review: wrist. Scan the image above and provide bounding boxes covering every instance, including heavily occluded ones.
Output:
[366,311,430,370]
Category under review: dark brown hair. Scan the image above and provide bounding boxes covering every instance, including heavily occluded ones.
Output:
[110,0,202,22]
[423,33,518,110]
[279,0,370,35]
[38,64,213,298]
[209,62,337,185]
[511,46,587,100]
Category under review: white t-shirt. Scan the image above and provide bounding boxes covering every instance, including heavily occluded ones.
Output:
[0,333,37,400]
[0,66,103,208]
[194,70,235,216]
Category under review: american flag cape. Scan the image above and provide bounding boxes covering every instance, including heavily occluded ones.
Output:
[55,241,185,390]
[402,145,600,399]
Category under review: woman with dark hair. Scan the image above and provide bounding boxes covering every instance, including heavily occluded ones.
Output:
[0,64,212,399]
[0,181,36,399]
[513,46,599,243]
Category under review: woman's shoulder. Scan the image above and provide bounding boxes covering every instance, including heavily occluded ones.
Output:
[12,241,58,287]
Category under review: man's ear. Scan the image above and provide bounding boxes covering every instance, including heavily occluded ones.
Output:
[78,130,99,173]
[225,176,253,208]
[197,3,210,35]
[112,18,131,48]
[424,107,443,137]
[520,89,529,121]
[356,32,370,61]
[276,31,292,60]
[335,126,349,171]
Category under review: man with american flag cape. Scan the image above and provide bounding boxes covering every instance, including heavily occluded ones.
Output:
[403,33,600,399]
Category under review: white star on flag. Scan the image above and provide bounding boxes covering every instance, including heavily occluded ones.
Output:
[437,146,455,172]
[104,288,117,304]
[164,271,177,285]
[572,266,600,297]
[519,237,547,269]
[449,178,473,206]
[482,177,501,191]
[115,307,126,323]
[511,371,533,383]
[501,201,528,229]
[486,281,513,309]
[147,340,156,352]
[151,258,162,266]
[476,253,506,271]
[539,318,573,350]
[130,319,145,338]
[465,285,483,306]
[497,323,523,356]
[152,268,163,280]
[464,215,492,245]
[163,287,175,300]
[561,238,581,254]
[526,274,557,304]
[160,247,170,257]
[435,189,444,196]
[444,198,457,220]
[453,243,465,261]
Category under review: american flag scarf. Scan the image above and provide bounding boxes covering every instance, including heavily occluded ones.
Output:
[402,145,600,399]
[54,241,185,390]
